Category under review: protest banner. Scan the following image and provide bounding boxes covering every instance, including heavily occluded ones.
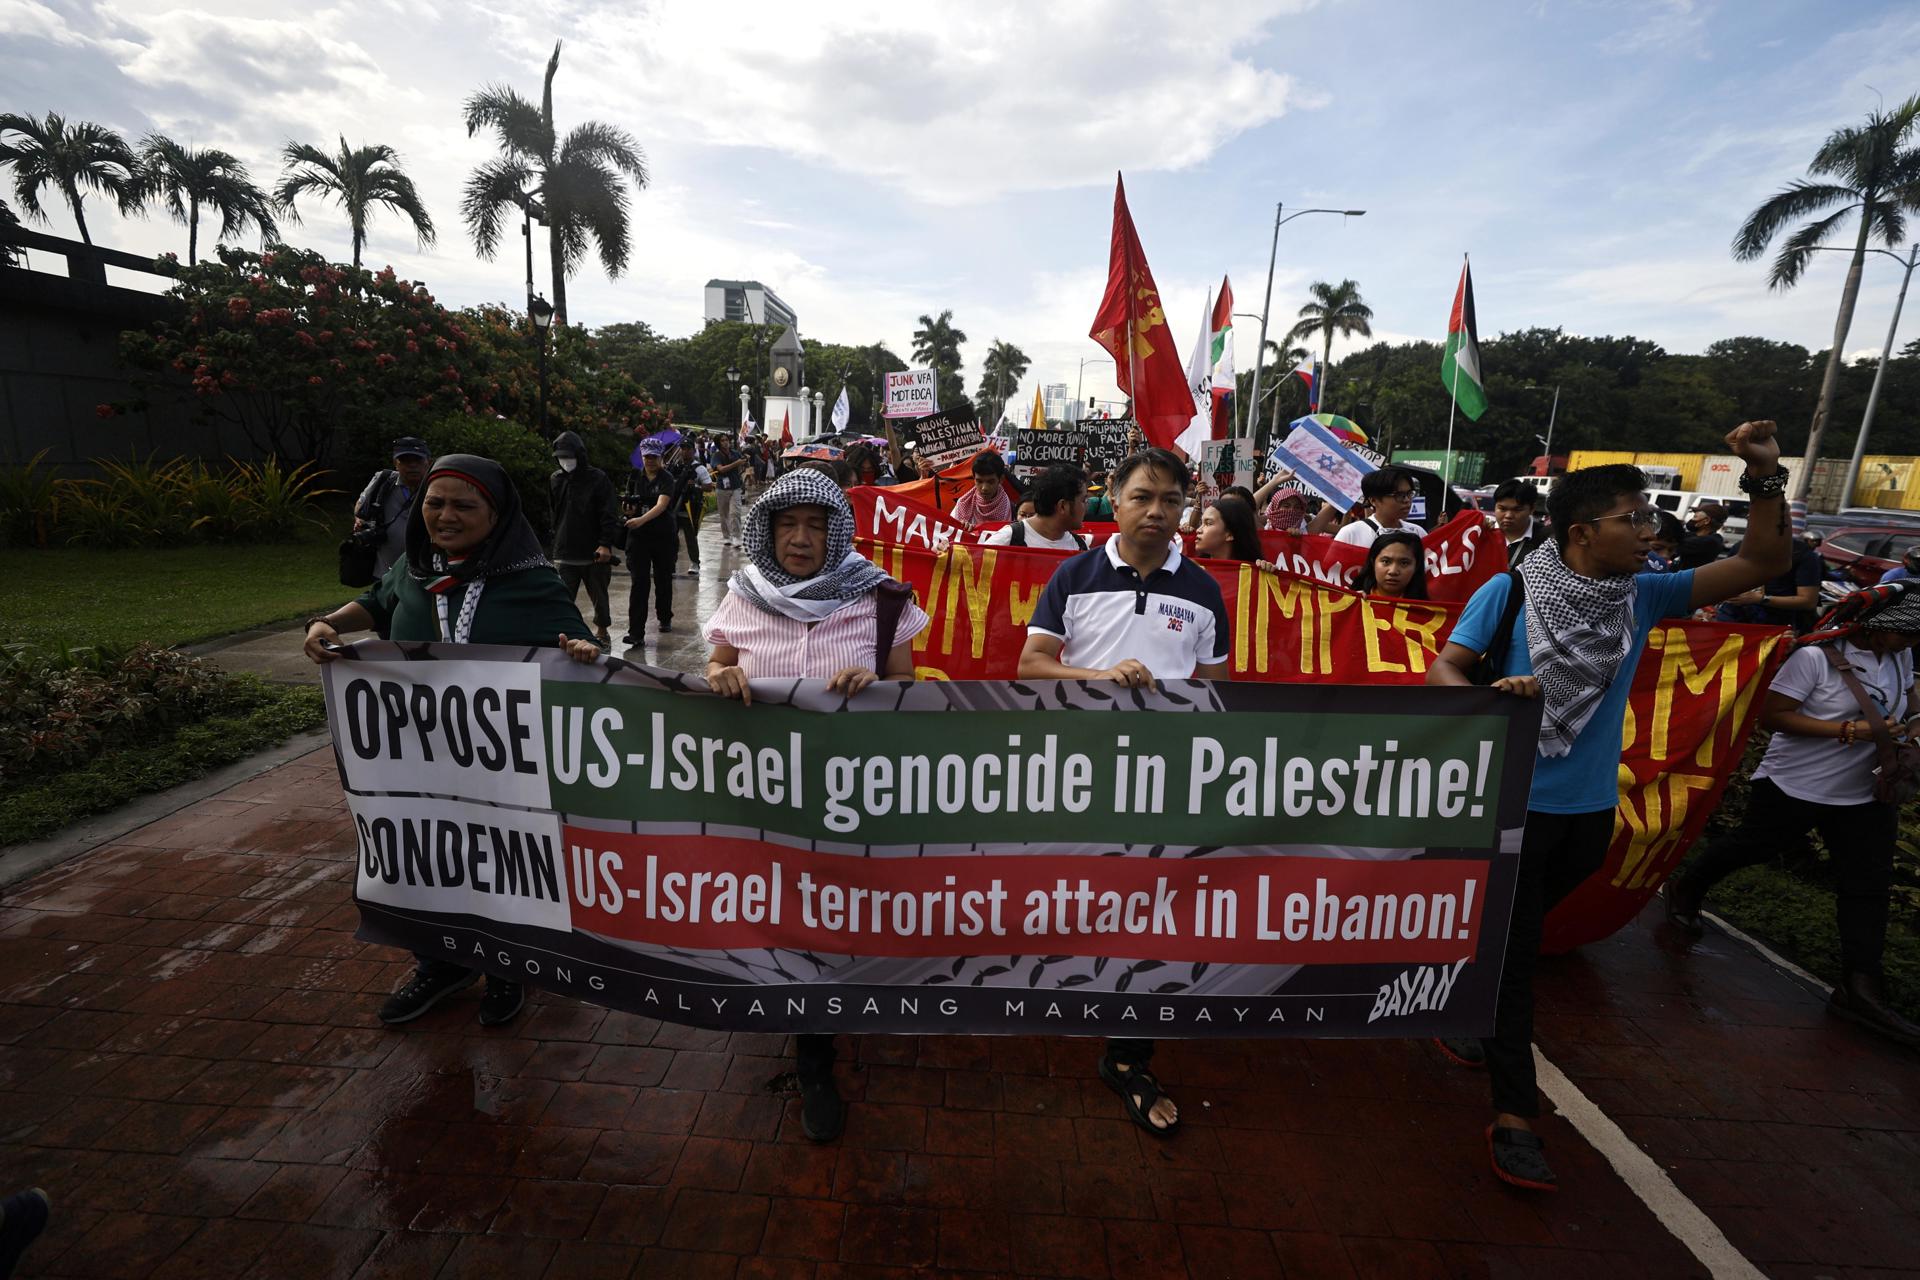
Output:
[840,536,1789,950]
[1269,418,1378,511]
[1010,424,1130,478]
[900,404,985,470]
[327,644,1539,1037]
[1198,439,1239,477]
[885,369,939,419]
[846,486,1506,604]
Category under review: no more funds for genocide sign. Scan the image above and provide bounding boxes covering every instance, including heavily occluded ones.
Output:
[324,644,1540,1037]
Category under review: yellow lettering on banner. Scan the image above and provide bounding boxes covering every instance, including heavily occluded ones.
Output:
[1394,605,1447,675]
[1232,564,1254,673]
[1315,590,1356,675]
[1612,771,1716,889]
[1648,628,1747,767]
[918,552,951,654]
[1008,581,1043,628]
[1256,574,1312,675]
[913,666,951,682]
[938,546,998,660]
[1360,601,1405,675]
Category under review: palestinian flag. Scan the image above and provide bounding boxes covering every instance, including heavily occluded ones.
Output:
[1441,259,1488,420]
[1208,276,1234,439]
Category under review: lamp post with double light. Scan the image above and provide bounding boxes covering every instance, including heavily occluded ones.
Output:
[1801,243,1920,509]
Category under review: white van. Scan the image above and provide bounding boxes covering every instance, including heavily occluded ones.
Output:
[1648,489,1749,541]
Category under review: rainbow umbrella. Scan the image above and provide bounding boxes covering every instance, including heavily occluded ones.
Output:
[1303,412,1367,446]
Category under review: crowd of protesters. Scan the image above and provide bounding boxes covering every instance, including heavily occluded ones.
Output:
[295,412,1919,1206]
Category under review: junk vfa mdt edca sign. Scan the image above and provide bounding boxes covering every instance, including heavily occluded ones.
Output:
[885,369,939,419]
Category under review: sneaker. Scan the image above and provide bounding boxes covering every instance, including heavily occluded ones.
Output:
[377,965,477,1024]
[595,632,612,653]
[0,1188,51,1276]
[478,976,525,1027]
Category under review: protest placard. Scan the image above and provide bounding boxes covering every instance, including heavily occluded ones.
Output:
[885,369,939,419]
[1010,423,1129,478]
[1268,417,1378,511]
[328,647,1544,1037]
[900,405,985,470]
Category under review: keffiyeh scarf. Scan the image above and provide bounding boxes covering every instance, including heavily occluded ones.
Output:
[1517,540,1638,758]
[730,469,891,622]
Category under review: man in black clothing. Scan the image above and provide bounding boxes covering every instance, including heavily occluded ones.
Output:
[549,432,621,650]
[1490,479,1548,567]
[1716,536,1824,632]
[623,437,682,639]
[668,441,713,575]
[1678,502,1729,568]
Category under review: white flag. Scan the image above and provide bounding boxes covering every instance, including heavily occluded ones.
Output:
[1174,288,1214,459]
[830,386,850,432]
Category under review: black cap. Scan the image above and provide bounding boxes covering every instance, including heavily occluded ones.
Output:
[391,436,430,459]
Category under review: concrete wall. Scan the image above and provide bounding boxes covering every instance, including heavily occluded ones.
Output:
[0,229,256,471]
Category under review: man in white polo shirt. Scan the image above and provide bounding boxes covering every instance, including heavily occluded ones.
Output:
[1018,447,1230,1138]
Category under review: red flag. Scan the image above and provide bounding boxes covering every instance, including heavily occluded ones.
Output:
[1088,174,1198,451]
[779,408,793,447]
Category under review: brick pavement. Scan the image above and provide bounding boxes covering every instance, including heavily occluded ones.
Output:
[5,745,1915,1277]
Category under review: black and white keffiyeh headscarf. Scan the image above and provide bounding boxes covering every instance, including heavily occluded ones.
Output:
[730,469,891,622]
[1517,540,1638,758]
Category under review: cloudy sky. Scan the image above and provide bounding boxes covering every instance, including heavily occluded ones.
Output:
[5,0,1919,417]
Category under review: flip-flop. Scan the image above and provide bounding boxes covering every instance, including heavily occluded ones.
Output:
[1098,1053,1180,1138]
[1433,1037,1486,1068]
[1486,1124,1557,1191]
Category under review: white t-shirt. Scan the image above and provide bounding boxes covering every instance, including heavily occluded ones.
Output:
[1754,640,1915,805]
[982,519,1086,551]
[1335,517,1425,549]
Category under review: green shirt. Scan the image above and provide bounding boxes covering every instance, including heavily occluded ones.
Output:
[356,561,594,646]
[1084,492,1114,521]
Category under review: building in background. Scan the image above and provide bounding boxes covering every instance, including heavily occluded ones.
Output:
[704,279,798,331]
[1042,382,1071,423]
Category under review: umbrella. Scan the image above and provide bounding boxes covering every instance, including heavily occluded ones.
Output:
[1300,412,1367,446]
[631,427,683,468]
[783,443,844,462]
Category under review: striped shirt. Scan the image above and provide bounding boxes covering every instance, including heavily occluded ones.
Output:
[706,591,932,678]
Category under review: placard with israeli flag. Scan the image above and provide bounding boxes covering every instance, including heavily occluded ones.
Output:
[1267,417,1378,512]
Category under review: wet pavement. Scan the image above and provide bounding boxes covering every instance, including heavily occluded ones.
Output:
[2,515,1918,1277]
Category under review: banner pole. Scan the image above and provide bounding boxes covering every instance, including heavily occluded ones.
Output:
[1441,253,1466,496]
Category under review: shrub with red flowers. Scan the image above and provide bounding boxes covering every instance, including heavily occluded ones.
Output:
[118,244,669,467]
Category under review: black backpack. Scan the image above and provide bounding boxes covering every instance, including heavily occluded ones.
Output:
[1469,570,1527,686]
[1008,520,1087,550]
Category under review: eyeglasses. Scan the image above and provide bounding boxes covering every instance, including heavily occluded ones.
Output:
[1382,489,1416,501]
[1586,507,1662,531]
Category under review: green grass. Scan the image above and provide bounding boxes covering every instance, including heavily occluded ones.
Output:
[0,539,348,650]
[0,678,327,847]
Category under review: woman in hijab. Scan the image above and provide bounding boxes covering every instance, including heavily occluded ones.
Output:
[704,469,932,1142]
[1353,530,1431,600]
[304,454,601,1029]
[1667,582,1920,1046]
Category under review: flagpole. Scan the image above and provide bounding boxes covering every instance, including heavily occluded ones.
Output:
[1441,253,1466,496]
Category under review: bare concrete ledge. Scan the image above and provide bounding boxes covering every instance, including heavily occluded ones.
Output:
[0,727,331,892]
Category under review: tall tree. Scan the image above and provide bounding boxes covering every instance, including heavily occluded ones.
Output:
[462,41,648,326]
[1283,279,1373,413]
[977,339,1031,424]
[0,111,139,245]
[275,136,435,269]
[136,135,276,265]
[911,309,968,409]
[1734,93,1920,498]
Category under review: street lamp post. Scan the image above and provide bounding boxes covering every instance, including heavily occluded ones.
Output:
[529,294,554,436]
[1521,383,1561,471]
[1838,244,1920,510]
[1076,356,1113,422]
[1242,204,1366,485]
[726,365,741,432]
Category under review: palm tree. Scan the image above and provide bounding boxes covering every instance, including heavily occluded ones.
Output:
[1734,94,1920,496]
[274,136,435,269]
[136,135,276,265]
[1284,279,1373,413]
[912,310,968,409]
[462,41,648,325]
[0,111,139,245]
[977,339,1031,425]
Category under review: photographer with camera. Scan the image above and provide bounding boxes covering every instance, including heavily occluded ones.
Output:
[622,436,683,641]
[348,437,430,581]
[549,431,621,652]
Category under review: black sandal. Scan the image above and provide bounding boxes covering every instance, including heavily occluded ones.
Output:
[1486,1124,1557,1191]
[1098,1053,1180,1137]
[799,1070,845,1143]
